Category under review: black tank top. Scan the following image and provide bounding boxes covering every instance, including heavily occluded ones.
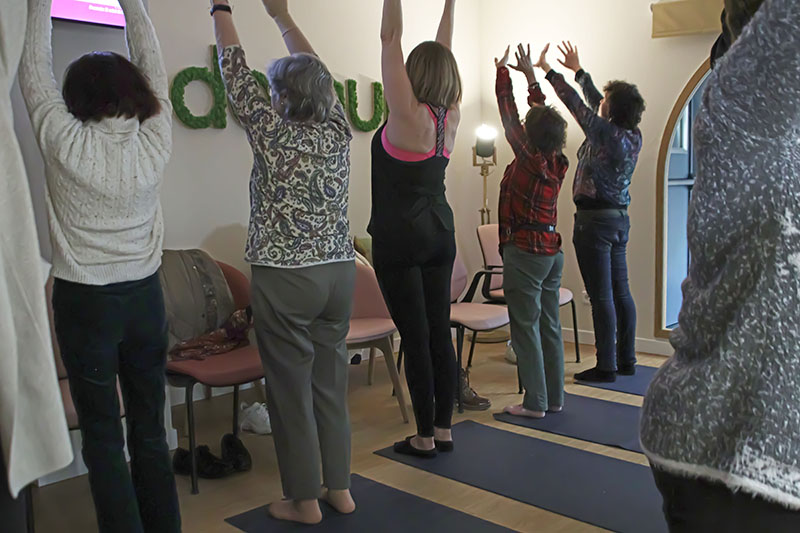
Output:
[368,106,455,245]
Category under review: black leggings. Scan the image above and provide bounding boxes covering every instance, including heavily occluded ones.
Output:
[373,231,457,437]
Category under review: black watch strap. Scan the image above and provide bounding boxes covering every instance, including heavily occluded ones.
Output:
[210,4,232,16]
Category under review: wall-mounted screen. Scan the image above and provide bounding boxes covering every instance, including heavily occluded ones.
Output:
[51,0,125,28]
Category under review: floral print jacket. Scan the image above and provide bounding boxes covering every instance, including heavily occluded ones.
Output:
[219,45,354,268]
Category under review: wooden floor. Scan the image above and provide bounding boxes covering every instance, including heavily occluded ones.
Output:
[33,342,666,532]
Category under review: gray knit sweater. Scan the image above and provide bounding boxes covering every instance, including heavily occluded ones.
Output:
[641,0,800,509]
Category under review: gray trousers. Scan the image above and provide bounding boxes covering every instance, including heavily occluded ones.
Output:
[502,245,565,411]
[250,260,355,500]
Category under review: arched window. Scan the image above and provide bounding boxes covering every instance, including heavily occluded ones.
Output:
[655,59,711,337]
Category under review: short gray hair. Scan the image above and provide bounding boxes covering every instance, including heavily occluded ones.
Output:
[267,53,336,123]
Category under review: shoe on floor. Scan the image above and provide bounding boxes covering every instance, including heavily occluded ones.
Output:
[434,439,454,452]
[617,364,636,376]
[221,433,252,472]
[172,445,234,479]
[394,436,437,458]
[574,367,617,383]
[240,402,272,435]
[457,368,491,411]
[504,343,517,365]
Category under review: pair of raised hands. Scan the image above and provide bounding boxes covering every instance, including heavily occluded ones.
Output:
[495,41,582,76]
[210,0,289,18]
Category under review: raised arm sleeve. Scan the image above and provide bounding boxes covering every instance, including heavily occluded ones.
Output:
[496,67,527,157]
[575,69,603,113]
[546,69,612,145]
[218,45,280,133]
[19,0,81,155]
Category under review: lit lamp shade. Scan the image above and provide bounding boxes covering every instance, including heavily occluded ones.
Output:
[475,124,497,158]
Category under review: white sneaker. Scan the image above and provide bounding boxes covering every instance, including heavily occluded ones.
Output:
[504,343,517,365]
[240,402,272,435]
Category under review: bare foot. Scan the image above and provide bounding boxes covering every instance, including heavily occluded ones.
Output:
[268,499,322,525]
[434,427,452,442]
[503,404,545,419]
[322,487,356,514]
[411,435,435,450]
[548,405,563,413]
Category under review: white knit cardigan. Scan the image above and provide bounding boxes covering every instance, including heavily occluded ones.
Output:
[0,0,71,498]
[19,0,173,286]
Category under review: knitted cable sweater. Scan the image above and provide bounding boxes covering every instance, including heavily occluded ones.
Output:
[640,0,800,508]
[19,0,172,285]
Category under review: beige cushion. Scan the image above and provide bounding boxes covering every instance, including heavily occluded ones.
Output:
[450,303,509,331]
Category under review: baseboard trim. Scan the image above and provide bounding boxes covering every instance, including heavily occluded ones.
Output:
[561,327,673,357]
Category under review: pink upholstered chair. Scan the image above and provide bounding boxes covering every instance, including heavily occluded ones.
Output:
[449,253,511,412]
[165,261,264,494]
[476,224,581,363]
[347,261,409,423]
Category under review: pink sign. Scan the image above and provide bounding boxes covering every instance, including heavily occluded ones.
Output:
[51,0,126,28]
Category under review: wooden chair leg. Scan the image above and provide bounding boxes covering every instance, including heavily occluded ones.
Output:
[367,347,376,386]
[456,327,465,413]
[571,299,581,363]
[379,336,409,423]
[185,383,199,495]
[392,344,404,397]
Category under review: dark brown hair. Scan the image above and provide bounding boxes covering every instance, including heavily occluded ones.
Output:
[524,105,567,155]
[63,52,160,123]
[603,81,646,131]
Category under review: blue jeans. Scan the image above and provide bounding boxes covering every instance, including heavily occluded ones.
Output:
[53,274,181,533]
[573,210,637,372]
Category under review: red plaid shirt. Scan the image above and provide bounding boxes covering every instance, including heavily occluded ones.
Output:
[496,67,568,257]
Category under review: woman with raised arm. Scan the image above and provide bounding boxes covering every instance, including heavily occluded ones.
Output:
[535,42,645,384]
[211,0,355,524]
[18,0,179,531]
[369,0,488,458]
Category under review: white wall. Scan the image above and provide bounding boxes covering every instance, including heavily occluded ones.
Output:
[13,1,719,360]
[477,0,717,354]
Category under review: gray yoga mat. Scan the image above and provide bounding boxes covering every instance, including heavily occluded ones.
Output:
[575,364,660,396]
[375,421,667,533]
[225,473,513,532]
[493,392,642,453]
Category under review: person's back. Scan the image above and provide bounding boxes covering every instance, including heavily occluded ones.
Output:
[20,2,171,285]
[494,44,570,420]
[18,1,180,532]
[641,0,800,526]
[539,42,646,383]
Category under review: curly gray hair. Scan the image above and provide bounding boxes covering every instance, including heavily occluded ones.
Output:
[267,53,336,123]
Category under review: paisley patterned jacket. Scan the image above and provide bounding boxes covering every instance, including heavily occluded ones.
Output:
[219,45,355,268]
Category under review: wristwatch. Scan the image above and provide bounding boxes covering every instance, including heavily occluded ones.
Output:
[210,3,232,16]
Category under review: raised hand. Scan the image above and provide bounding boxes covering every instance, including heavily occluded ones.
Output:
[262,0,289,19]
[557,41,582,72]
[510,43,535,80]
[533,43,551,73]
[495,46,510,68]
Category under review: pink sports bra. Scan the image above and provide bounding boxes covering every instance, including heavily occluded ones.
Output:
[381,105,451,162]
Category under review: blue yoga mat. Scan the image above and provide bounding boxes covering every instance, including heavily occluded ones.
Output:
[225,473,513,532]
[575,364,659,396]
[493,392,642,453]
[375,421,667,533]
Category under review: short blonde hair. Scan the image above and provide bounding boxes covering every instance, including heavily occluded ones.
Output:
[405,41,462,109]
[267,53,336,123]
